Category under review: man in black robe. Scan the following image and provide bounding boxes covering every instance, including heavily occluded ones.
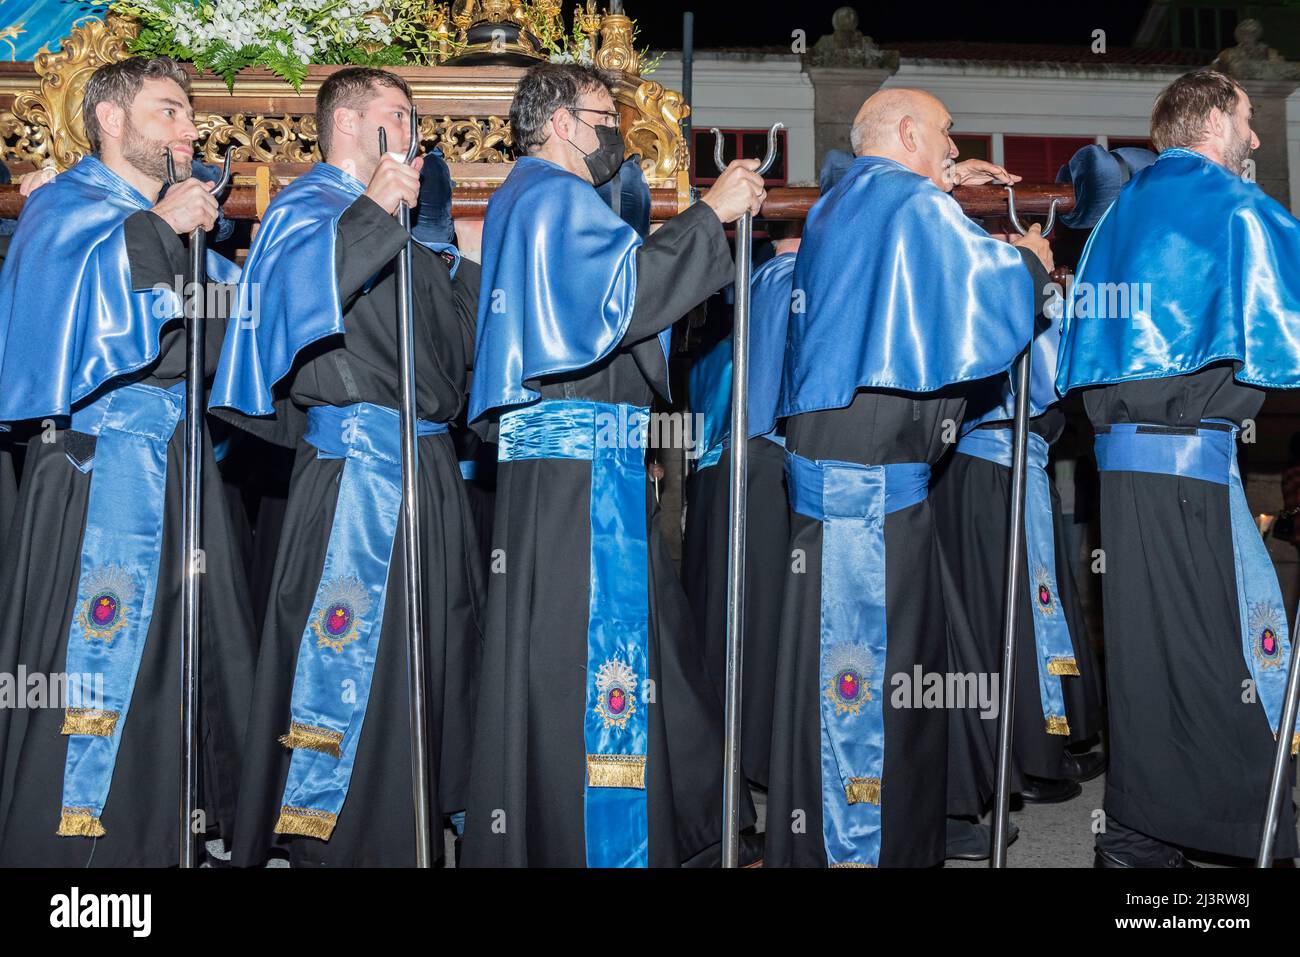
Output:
[461,62,766,867]
[765,89,1053,868]
[215,68,483,867]
[1058,70,1300,867]
[0,56,253,865]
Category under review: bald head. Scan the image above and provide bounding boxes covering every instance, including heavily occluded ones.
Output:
[849,88,958,191]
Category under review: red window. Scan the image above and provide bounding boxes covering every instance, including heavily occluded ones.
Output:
[952,134,992,163]
[690,127,788,187]
[1003,135,1096,183]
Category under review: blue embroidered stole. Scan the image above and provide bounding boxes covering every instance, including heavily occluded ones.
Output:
[785,451,929,868]
[275,403,447,840]
[497,399,651,868]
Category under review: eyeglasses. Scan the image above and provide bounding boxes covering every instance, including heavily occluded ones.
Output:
[569,107,620,127]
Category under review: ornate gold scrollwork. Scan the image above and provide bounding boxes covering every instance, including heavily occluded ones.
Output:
[9,14,134,169]
[620,76,687,186]
[594,13,638,75]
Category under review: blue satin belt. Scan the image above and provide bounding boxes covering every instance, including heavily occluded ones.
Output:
[956,428,1078,735]
[498,399,651,868]
[785,451,930,868]
[275,403,448,840]
[58,381,185,838]
[695,431,786,473]
[1095,422,1296,754]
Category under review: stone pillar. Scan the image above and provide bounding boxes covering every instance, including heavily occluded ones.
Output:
[807,66,897,169]
[803,7,899,172]
[1213,19,1300,207]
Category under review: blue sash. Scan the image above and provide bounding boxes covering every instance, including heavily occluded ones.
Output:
[58,382,184,837]
[497,399,651,868]
[956,428,1078,735]
[275,403,448,840]
[785,451,930,868]
[1095,423,1297,755]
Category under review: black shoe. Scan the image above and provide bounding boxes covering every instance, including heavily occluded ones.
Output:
[1095,846,1196,868]
[1061,749,1106,783]
[945,817,1019,861]
[1019,775,1083,804]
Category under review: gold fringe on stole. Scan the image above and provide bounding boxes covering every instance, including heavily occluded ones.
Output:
[844,777,881,805]
[1047,658,1080,677]
[60,708,119,737]
[830,862,873,868]
[278,722,343,758]
[274,806,338,840]
[1045,715,1071,736]
[586,754,647,789]
[57,807,106,837]
[1294,732,1299,757]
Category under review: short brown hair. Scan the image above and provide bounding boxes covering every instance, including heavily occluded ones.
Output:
[82,57,191,153]
[509,62,616,155]
[315,67,412,158]
[1150,70,1244,152]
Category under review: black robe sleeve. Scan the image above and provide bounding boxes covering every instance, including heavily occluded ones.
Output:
[124,210,187,291]
[1015,246,1054,330]
[622,201,734,344]
[450,258,481,368]
[334,195,410,307]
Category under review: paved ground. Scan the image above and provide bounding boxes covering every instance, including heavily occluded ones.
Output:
[207,771,1298,867]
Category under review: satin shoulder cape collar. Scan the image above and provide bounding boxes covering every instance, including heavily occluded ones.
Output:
[1057,147,1300,394]
[0,155,237,424]
[468,156,644,422]
[778,155,1034,419]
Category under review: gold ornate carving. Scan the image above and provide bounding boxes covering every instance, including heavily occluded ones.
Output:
[9,14,135,169]
[191,111,512,165]
[594,13,638,75]
[3,9,685,202]
[620,76,687,186]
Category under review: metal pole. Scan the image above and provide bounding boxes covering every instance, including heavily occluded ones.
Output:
[168,150,232,868]
[990,345,1031,869]
[1256,613,1300,866]
[682,12,694,149]
[716,124,783,868]
[380,114,433,868]
[990,186,1056,868]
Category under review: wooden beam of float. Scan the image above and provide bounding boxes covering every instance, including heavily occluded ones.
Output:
[0,180,1076,221]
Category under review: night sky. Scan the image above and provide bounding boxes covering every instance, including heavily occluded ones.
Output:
[629,1,1151,51]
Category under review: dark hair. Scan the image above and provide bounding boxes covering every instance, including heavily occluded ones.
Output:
[509,62,616,155]
[82,57,191,153]
[315,67,413,158]
[1150,70,1244,152]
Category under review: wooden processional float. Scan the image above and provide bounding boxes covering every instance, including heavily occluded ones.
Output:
[0,3,1078,871]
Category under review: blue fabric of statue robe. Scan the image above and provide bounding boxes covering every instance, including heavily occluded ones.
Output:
[779,155,1034,418]
[0,154,238,425]
[1056,147,1300,395]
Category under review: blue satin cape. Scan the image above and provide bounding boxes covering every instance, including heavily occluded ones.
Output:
[0,155,238,424]
[468,156,652,423]
[210,162,362,416]
[1057,148,1300,394]
[779,155,1034,418]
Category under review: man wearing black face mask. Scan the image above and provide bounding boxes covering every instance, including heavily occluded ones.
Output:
[462,63,766,867]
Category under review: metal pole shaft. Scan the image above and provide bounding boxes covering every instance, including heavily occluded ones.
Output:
[721,210,753,869]
[682,12,694,148]
[180,227,204,868]
[378,123,432,868]
[1256,614,1300,866]
[991,346,1032,869]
